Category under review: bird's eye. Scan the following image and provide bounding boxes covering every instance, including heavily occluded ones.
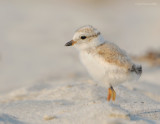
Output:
[81,36,87,40]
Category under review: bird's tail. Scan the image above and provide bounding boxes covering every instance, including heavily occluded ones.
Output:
[130,64,142,75]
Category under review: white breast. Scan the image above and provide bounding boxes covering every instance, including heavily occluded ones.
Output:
[80,51,130,87]
[80,51,106,81]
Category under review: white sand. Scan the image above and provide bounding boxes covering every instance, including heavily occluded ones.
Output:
[0,1,160,124]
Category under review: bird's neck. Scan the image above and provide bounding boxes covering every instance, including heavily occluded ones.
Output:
[93,35,105,47]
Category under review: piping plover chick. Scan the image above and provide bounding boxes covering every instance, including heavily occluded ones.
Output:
[65,25,142,101]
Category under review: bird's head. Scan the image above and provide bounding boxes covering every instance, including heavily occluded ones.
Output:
[65,25,104,50]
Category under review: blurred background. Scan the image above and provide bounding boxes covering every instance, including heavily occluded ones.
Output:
[0,0,160,94]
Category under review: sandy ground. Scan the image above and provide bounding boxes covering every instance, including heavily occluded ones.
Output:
[1,66,160,124]
[0,0,160,124]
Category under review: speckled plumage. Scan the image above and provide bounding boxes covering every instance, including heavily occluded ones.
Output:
[95,42,133,69]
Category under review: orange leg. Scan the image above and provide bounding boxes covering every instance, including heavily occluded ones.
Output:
[107,86,116,101]
[107,87,112,101]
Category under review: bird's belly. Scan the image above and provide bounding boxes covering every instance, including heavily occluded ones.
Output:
[80,52,106,81]
[80,51,129,87]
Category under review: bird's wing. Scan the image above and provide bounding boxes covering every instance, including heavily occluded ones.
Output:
[95,42,133,69]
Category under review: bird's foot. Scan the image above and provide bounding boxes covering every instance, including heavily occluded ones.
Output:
[107,86,116,101]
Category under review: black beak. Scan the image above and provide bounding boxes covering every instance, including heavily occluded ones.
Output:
[65,40,73,46]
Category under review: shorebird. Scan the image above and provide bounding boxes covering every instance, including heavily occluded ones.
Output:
[65,25,142,101]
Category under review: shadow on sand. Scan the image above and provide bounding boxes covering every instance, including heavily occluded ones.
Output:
[0,114,26,124]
